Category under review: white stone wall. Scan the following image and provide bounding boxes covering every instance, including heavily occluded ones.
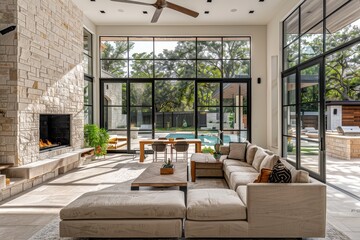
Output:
[0,0,84,166]
[0,0,18,164]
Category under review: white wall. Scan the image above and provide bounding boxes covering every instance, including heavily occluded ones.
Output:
[96,25,268,147]
[266,0,301,153]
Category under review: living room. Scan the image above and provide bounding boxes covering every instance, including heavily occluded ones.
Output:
[0,0,360,239]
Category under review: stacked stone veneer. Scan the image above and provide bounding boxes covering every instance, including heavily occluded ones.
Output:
[0,0,18,164]
[0,0,84,166]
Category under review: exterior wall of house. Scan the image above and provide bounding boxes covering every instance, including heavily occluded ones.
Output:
[0,0,84,166]
[0,0,18,164]
[96,25,268,147]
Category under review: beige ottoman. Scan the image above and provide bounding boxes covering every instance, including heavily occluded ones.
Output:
[60,190,186,238]
[185,188,249,238]
[190,153,223,182]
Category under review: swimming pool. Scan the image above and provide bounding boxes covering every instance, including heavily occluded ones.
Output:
[165,133,231,146]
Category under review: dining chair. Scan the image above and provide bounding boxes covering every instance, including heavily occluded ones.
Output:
[151,141,167,162]
[174,141,189,162]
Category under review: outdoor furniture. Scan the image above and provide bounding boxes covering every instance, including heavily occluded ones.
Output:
[151,142,167,162]
[139,139,202,162]
[174,141,189,162]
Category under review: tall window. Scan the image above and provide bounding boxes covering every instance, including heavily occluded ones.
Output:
[83,28,93,124]
[282,0,360,187]
[100,37,251,151]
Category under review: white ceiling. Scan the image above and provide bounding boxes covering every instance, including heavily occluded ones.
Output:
[72,0,287,25]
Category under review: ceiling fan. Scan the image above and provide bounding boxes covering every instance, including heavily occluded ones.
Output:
[111,0,199,23]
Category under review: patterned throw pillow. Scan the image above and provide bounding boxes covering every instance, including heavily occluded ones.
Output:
[269,160,292,183]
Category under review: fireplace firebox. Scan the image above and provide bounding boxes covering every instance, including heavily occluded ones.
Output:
[39,114,71,151]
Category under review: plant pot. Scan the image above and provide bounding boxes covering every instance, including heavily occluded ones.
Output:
[160,166,174,175]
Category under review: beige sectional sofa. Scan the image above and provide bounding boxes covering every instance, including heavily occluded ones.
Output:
[60,141,326,239]
[185,142,326,238]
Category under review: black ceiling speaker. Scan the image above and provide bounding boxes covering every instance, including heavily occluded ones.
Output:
[0,25,16,35]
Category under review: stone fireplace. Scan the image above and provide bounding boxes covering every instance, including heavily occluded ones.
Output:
[0,0,84,166]
[39,114,71,152]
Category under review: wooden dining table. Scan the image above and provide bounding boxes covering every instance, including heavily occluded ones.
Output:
[138,139,202,162]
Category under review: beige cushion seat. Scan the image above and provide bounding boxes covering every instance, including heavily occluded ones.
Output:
[187,189,247,220]
[224,165,257,180]
[60,190,186,238]
[222,159,252,167]
[229,172,259,190]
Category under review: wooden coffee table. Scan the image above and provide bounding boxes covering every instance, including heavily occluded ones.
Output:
[131,162,188,200]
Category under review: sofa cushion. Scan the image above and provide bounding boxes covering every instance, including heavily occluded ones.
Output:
[228,142,247,161]
[280,159,310,183]
[60,191,186,220]
[223,159,252,168]
[254,168,272,183]
[229,172,260,190]
[219,145,230,155]
[259,154,279,171]
[252,148,267,171]
[295,170,310,183]
[187,189,246,220]
[236,186,247,206]
[224,165,257,180]
[269,160,292,183]
[246,143,258,165]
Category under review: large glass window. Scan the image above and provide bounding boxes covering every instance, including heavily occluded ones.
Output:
[83,28,93,124]
[282,0,360,195]
[100,37,251,152]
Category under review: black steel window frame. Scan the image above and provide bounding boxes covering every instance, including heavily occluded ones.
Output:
[83,28,93,124]
[281,0,360,182]
[100,36,252,152]
[99,36,251,79]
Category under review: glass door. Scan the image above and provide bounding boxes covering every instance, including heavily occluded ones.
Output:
[282,71,297,164]
[129,81,153,151]
[298,61,324,179]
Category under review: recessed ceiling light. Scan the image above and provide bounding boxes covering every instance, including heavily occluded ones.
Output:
[100,10,105,13]
[230,9,237,12]
[204,11,210,14]
[249,10,254,14]
[143,11,148,14]
[207,0,212,2]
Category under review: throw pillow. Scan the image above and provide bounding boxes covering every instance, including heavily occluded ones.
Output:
[259,154,280,171]
[219,146,230,155]
[246,144,258,165]
[228,142,247,161]
[254,168,272,183]
[252,148,267,171]
[269,160,292,183]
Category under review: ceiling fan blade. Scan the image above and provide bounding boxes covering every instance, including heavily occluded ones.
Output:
[166,2,199,18]
[111,0,153,6]
[151,8,163,23]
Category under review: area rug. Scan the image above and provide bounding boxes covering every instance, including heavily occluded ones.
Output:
[28,218,350,240]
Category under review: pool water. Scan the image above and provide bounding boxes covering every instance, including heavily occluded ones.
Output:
[165,133,231,146]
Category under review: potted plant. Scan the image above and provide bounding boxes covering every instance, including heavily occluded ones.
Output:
[160,158,174,174]
[202,146,215,155]
[84,124,110,157]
